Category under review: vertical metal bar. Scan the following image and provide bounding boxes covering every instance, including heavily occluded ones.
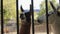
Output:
[45,0,49,34]
[31,0,34,34]
[16,0,19,34]
[1,0,4,34]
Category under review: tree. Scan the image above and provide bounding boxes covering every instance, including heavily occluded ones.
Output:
[3,0,16,23]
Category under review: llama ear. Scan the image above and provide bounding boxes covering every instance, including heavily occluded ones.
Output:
[20,5,24,12]
[24,5,32,18]
[50,1,56,10]
[28,4,32,15]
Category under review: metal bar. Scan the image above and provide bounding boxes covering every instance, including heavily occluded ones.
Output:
[45,0,49,34]
[31,0,34,34]
[1,0,4,34]
[16,0,19,34]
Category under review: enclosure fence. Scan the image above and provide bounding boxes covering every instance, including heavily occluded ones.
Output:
[1,0,49,34]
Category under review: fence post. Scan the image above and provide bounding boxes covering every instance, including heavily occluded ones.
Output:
[1,0,4,34]
[45,0,49,34]
[16,0,19,34]
[31,0,35,34]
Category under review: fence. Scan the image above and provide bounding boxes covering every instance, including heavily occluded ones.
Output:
[1,0,49,34]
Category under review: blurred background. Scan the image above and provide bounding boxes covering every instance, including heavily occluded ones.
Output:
[0,0,59,34]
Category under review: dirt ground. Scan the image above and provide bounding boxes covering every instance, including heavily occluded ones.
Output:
[3,24,53,34]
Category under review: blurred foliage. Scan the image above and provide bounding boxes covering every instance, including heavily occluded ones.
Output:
[0,0,21,23]
[0,0,59,23]
[3,0,16,23]
[38,0,58,16]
